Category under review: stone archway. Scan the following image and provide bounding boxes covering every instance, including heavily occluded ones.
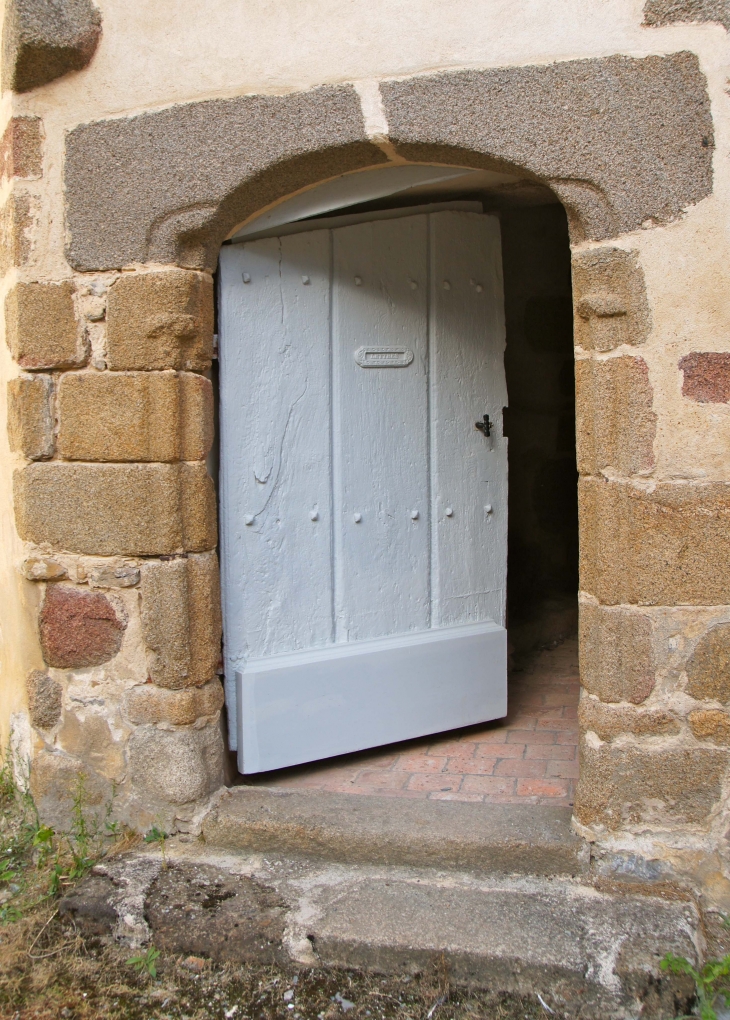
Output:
[12,50,730,855]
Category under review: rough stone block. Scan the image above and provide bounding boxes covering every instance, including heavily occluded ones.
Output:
[57,370,213,462]
[57,708,125,780]
[680,352,730,403]
[20,554,67,580]
[0,192,35,273]
[140,552,221,689]
[575,739,727,830]
[578,696,679,741]
[7,374,53,459]
[5,280,85,370]
[381,54,712,244]
[64,86,382,271]
[39,585,125,668]
[26,669,62,729]
[643,0,729,29]
[106,270,213,371]
[689,709,730,744]
[579,478,730,605]
[579,601,655,703]
[0,116,43,179]
[127,722,224,806]
[575,356,656,476]
[2,0,102,93]
[572,248,651,352]
[124,680,224,726]
[85,560,140,588]
[685,623,730,702]
[30,749,110,831]
[14,461,216,556]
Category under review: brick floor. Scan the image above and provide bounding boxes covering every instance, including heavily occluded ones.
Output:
[242,636,580,806]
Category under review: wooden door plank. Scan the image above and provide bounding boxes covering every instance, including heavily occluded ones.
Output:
[218,232,333,745]
[332,216,430,642]
[429,212,508,628]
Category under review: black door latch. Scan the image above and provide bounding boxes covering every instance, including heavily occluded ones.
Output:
[475,414,491,438]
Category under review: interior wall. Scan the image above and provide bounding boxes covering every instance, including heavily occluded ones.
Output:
[499,204,578,659]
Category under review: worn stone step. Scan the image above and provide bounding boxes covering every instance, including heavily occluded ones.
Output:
[203,787,590,876]
[291,862,698,1020]
[61,846,698,1020]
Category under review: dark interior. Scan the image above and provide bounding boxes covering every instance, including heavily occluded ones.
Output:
[500,203,578,663]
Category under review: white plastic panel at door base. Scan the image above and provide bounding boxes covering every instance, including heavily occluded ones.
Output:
[237,622,505,774]
[218,210,508,774]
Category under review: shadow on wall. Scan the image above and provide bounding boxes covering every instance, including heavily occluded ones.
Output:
[501,205,578,661]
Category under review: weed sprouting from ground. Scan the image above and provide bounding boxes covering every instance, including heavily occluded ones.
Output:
[144,825,169,868]
[0,741,128,923]
[126,945,161,979]
[661,952,730,1020]
[0,743,44,923]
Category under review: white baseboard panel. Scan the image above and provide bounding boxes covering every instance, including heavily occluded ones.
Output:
[237,621,507,774]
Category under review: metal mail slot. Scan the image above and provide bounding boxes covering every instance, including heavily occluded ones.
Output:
[354,346,414,368]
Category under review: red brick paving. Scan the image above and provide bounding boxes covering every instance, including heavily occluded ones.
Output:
[243,636,579,806]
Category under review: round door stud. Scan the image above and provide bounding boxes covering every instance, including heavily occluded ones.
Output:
[411,510,419,520]
[242,273,251,284]
[485,504,493,514]
[353,512,362,523]
[445,507,454,517]
[302,275,310,285]
[354,276,362,286]
[244,514,255,525]
[309,510,319,521]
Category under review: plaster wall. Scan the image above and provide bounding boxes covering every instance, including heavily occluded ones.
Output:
[2,0,730,898]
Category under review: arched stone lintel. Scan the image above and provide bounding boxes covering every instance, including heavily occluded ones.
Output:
[64,84,388,273]
[64,51,714,272]
[379,52,713,243]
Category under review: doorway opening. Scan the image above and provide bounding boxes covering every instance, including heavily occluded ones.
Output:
[220,167,579,806]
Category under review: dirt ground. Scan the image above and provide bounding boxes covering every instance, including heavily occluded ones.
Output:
[0,910,564,1020]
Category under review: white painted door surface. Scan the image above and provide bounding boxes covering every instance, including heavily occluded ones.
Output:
[219,211,508,773]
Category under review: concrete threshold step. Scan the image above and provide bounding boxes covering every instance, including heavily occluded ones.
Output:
[280,861,698,1020]
[65,843,699,1020]
[202,786,590,877]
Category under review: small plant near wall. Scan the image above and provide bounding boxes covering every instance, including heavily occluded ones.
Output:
[143,824,168,868]
[661,952,730,1020]
[126,945,161,979]
[0,738,130,924]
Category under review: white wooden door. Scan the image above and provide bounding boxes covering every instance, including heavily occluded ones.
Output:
[219,211,508,773]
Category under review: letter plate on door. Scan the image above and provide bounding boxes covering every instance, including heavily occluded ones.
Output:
[354,346,414,368]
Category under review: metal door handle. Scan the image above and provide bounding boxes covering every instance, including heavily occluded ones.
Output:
[475,414,491,437]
